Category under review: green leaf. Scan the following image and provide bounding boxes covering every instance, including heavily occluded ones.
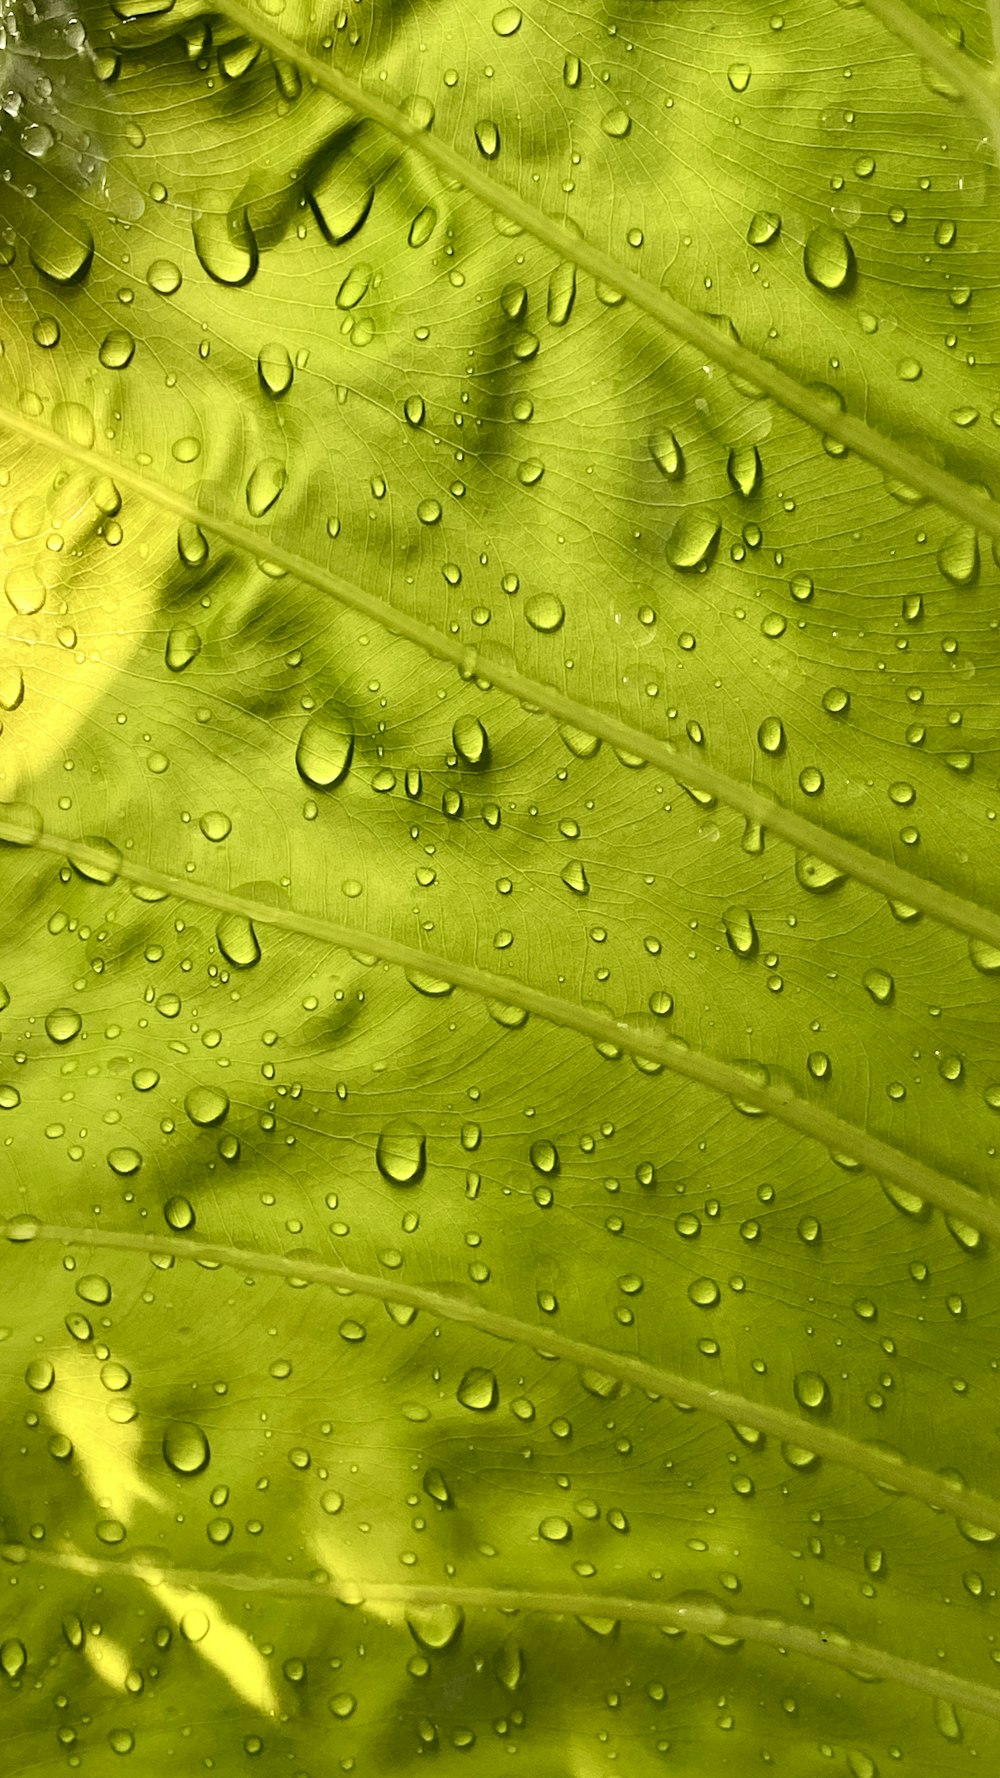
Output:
[2,0,1000,1771]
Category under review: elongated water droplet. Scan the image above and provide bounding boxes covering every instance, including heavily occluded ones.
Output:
[757,716,785,755]
[665,511,720,571]
[336,263,372,309]
[192,200,258,285]
[162,1420,211,1475]
[936,527,979,586]
[723,906,757,958]
[376,1119,426,1185]
[295,708,354,789]
[165,625,202,672]
[408,205,437,247]
[0,1639,26,1678]
[453,715,489,768]
[475,117,500,158]
[216,913,261,968]
[246,458,286,518]
[795,854,846,893]
[727,444,761,497]
[648,428,684,480]
[804,225,854,292]
[547,261,576,325]
[257,342,294,397]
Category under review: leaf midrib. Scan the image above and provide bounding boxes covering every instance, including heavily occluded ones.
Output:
[9,1217,1000,1537]
[13,1545,1000,1722]
[3,821,997,1237]
[3,403,999,955]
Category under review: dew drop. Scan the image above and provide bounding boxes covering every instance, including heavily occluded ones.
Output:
[475,118,500,158]
[727,445,761,497]
[547,260,576,326]
[216,913,261,969]
[192,200,258,285]
[529,1138,559,1175]
[453,715,489,768]
[376,1119,426,1185]
[936,527,979,587]
[257,342,294,398]
[794,1370,829,1410]
[491,5,522,33]
[308,165,374,246]
[165,626,202,673]
[457,1366,499,1411]
[747,211,781,247]
[406,1603,464,1651]
[795,854,846,893]
[184,1085,230,1128]
[30,220,94,285]
[98,329,135,370]
[665,511,720,571]
[245,458,286,518]
[863,968,894,1005]
[804,225,855,292]
[162,1420,211,1476]
[295,708,354,789]
[525,591,565,632]
[688,1277,721,1308]
[45,1007,82,1044]
[0,1639,26,1678]
[723,906,757,958]
[648,428,684,480]
[336,263,372,310]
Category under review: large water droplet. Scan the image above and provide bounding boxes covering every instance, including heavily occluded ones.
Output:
[162,1419,211,1476]
[165,626,202,672]
[376,1119,426,1185]
[257,342,294,398]
[245,458,286,518]
[453,715,489,768]
[30,220,94,285]
[525,591,564,632]
[45,1008,82,1043]
[723,906,757,958]
[665,511,720,571]
[406,1603,464,1651]
[803,226,855,292]
[192,199,258,285]
[184,1085,230,1128]
[295,708,354,789]
[456,1367,499,1410]
[648,428,684,480]
[216,913,261,968]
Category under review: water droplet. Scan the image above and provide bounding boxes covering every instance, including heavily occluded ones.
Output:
[45,1007,82,1043]
[162,1419,211,1475]
[0,1639,26,1678]
[539,1514,572,1541]
[376,1119,426,1185]
[453,715,489,768]
[494,1640,524,1690]
[475,117,500,158]
[795,854,846,893]
[245,458,286,518]
[180,1609,210,1643]
[547,261,576,326]
[296,708,354,789]
[457,1367,499,1411]
[308,162,374,245]
[336,263,372,310]
[257,342,294,397]
[164,1194,196,1231]
[863,968,894,1005]
[747,211,781,247]
[147,258,182,295]
[934,1698,963,1743]
[601,107,631,138]
[184,1085,230,1128]
[409,205,437,247]
[98,329,135,370]
[688,1277,721,1308]
[728,61,751,91]
[200,811,232,842]
[727,445,761,497]
[525,592,564,632]
[529,1139,559,1175]
[794,1370,829,1410]
[25,1358,55,1392]
[70,836,121,885]
[491,5,522,33]
[649,428,684,480]
[560,860,589,895]
[165,625,202,673]
[937,527,979,586]
[757,715,785,755]
[406,1603,464,1651]
[665,511,720,571]
[216,913,261,969]
[723,906,757,958]
[804,226,855,292]
[30,220,94,285]
[192,200,258,285]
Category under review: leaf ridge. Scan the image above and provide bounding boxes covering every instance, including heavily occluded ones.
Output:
[8,1217,1000,1535]
[3,402,1000,953]
[10,1546,1000,1721]
[4,822,998,1236]
[861,0,1000,145]
[204,0,1000,535]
